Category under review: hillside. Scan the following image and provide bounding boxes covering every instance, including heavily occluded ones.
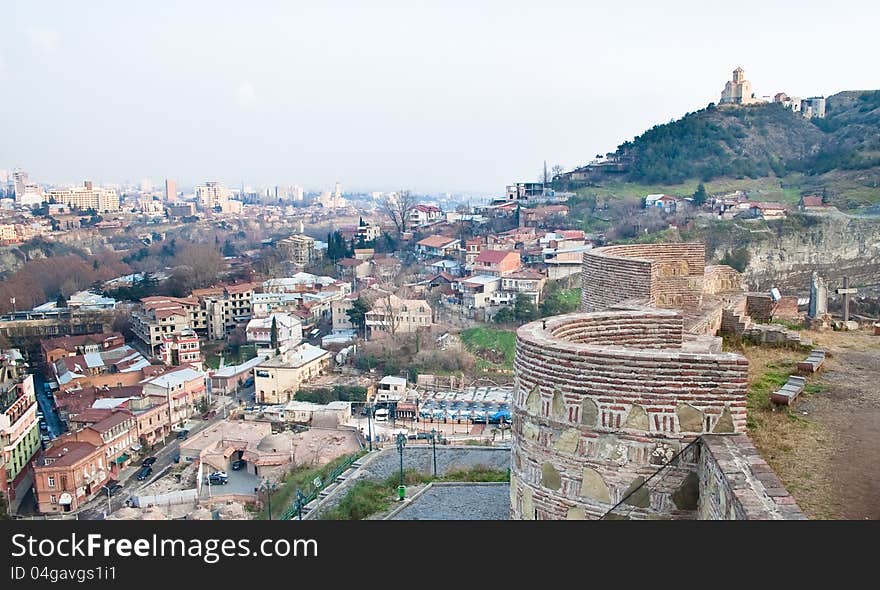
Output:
[557,90,880,209]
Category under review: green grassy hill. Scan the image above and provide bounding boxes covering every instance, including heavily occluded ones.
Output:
[557,90,880,210]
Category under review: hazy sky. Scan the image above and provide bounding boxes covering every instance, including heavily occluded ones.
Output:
[2,1,878,195]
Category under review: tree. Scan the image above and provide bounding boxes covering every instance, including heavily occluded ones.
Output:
[692,183,708,207]
[513,293,539,322]
[493,306,515,324]
[380,190,417,234]
[56,293,68,308]
[346,298,370,338]
[270,316,279,351]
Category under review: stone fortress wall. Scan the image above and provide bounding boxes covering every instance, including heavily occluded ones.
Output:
[512,242,806,520]
[581,243,706,312]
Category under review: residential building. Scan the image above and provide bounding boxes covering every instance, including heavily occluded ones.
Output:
[277,233,316,268]
[1,358,40,512]
[464,238,484,266]
[51,344,152,393]
[60,409,137,475]
[497,268,546,306]
[132,296,198,356]
[140,367,207,429]
[416,235,460,258]
[376,376,407,402]
[41,332,125,366]
[409,204,442,227]
[209,355,264,396]
[254,343,332,404]
[195,181,232,209]
[245,313,303,356]
[799,195,827,211]
[458,275,501,311]
[505,182,546,203]
[357,219,382,242]
[473,249,521,277]
[165,178,177,201]
[45,181,120,212]
[364,294,433,340]
[33,440,109,513]
[158,329,203,371]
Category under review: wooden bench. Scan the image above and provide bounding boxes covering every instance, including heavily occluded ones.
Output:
[770,375,807,406]
[797,349,825,374]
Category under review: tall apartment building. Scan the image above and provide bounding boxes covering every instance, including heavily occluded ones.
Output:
[11,169,44,207]
[131,296,200,356]
[195,181,232,209]
[133,284,259,356]
[278,234,316,268]
[1,356,40,513]
[165,178,177,201]
[45,181,120,212]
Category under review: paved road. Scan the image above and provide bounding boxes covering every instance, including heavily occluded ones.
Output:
[32,371,64,439]
[77,407,231,520]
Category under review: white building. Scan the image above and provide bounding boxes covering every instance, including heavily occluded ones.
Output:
[245,313,303,356]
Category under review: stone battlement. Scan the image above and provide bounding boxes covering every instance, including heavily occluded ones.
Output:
[511,309,750,520]
[581,243,706,312]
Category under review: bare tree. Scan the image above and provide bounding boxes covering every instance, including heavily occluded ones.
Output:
[379,190,417,234]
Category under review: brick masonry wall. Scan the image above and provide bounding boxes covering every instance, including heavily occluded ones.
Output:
[581,243,706,312]
[510,310,748,520]
[703,265,744,295]
[697,434,807,520]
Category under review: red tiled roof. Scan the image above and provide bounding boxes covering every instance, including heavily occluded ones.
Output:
[89,410,133,433]
[801,196,824,208]
[417,235,458,248]
[475,249,519,265]
[39,441,101,468]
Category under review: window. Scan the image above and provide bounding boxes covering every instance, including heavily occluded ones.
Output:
[50,495,57,504]
[47,476,56,488]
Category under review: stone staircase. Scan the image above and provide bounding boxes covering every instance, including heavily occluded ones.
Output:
[721,307,811,348]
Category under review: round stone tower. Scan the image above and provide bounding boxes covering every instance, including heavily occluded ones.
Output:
[510,245,749,520]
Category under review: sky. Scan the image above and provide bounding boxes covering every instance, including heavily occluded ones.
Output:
[1,0,878,196]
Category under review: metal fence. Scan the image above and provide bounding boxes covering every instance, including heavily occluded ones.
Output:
[279,453,360,520]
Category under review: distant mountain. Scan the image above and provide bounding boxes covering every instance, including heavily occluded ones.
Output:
[558,90,880,207]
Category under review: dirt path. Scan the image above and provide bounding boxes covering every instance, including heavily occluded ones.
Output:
[806,332,880,519]
[736,329,880,519]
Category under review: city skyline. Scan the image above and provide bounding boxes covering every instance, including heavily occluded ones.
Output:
[2,1,879,194]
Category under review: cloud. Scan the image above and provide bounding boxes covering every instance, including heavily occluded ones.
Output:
[235,81,257,108]
[25,26,59,53]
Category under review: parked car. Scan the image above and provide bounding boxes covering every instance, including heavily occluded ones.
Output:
[211,471,228,478]
[176,429,189,440]
[172,454,181,463]
[135,466,153,481]
[142,456,157,467]
[102,482,123,496]
[231,459,245,471]
[207,472,228,485]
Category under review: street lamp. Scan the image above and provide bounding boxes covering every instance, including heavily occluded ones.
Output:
[103,486,111,516]
[430,428,438,477]
[260,479,277,519]
[366,401,373,452]
[395,432,407,501]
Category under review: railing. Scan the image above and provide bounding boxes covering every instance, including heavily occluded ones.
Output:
[278,453,361,521]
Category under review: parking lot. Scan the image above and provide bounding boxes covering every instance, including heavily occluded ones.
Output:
[200,466,261,498]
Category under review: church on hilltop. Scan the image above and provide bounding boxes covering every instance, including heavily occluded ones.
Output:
[719,67,763,105]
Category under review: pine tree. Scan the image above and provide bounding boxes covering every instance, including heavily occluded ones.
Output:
[270,316,279,351]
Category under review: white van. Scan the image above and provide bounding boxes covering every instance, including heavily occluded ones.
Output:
[374,408,389,422]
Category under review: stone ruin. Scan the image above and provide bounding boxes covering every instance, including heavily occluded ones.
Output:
[510,242,806,520]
